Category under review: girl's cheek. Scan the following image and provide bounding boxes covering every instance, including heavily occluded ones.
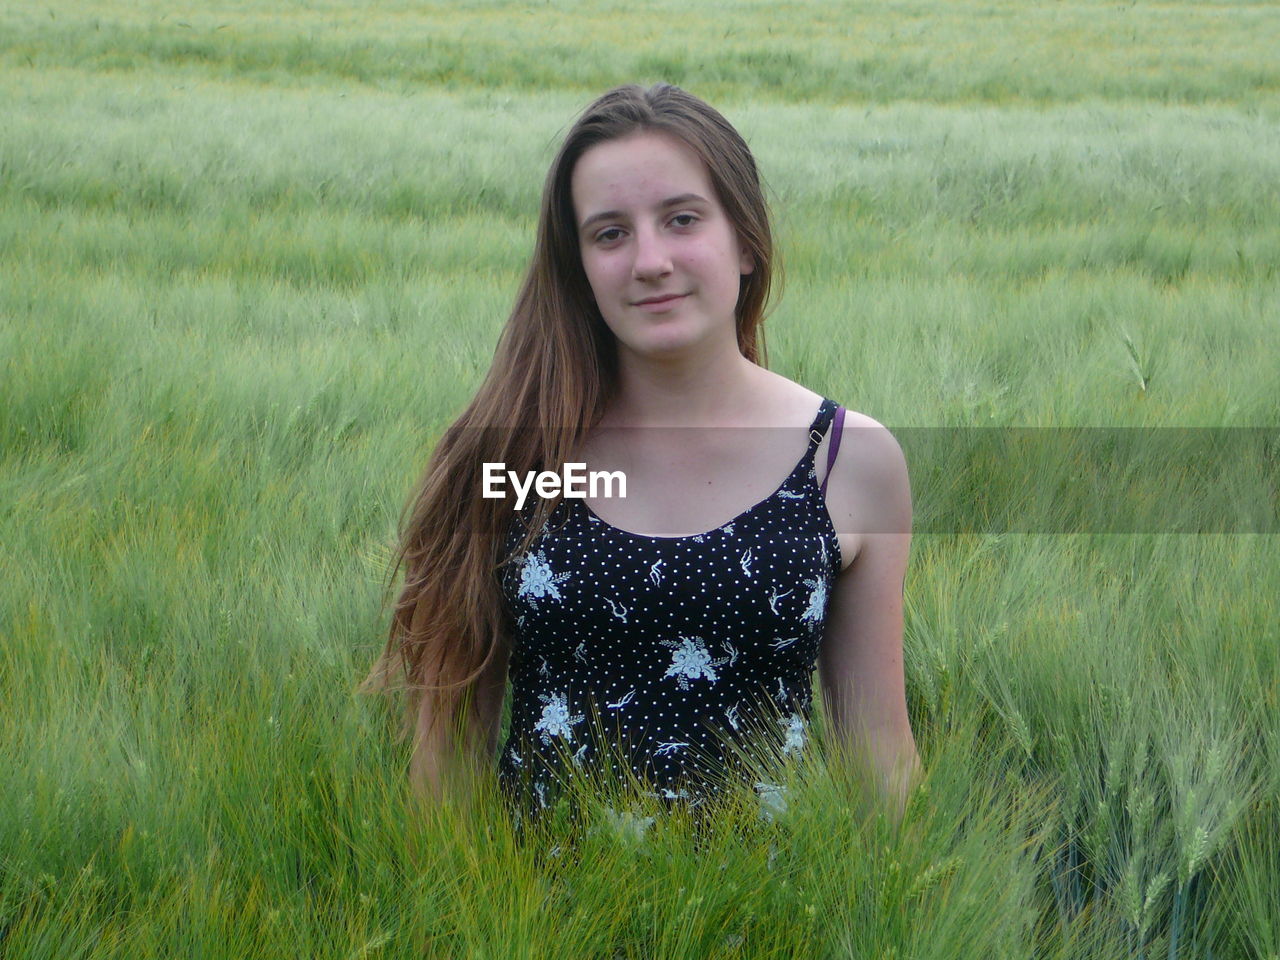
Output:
[587,250,618,274]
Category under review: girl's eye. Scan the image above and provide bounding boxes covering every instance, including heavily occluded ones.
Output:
[595,228,624,244]
[671,213,697,228]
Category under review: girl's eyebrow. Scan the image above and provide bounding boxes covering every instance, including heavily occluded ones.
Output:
[579,193,709,233]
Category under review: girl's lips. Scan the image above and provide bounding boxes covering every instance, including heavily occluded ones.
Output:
[633,294,688,311]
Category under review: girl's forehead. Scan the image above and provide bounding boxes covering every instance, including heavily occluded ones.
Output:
[571,131,713,209]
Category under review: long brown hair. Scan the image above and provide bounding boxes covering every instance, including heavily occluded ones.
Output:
[358,83,779,787]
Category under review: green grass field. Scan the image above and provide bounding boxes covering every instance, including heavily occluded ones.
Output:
[2,0,1278,956]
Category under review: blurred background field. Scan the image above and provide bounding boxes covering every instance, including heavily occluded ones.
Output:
[1,0,1278,957]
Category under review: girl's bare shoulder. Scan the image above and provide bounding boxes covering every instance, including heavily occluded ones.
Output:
[749,368,825,425]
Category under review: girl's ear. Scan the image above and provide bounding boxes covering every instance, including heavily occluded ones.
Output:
[739,245,755,276]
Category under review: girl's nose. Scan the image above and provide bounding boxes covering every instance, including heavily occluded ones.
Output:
[631,226,673,280]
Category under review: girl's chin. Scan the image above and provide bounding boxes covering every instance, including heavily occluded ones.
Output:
[604,313,737,360]
[616,331,716,361]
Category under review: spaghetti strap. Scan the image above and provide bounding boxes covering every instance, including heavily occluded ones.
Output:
[819,406,846,498]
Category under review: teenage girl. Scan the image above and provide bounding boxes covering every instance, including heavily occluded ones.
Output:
[361,83,920,833]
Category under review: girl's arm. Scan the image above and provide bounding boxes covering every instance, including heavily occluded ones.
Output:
[409,635,512,805]
[817,417,920,821]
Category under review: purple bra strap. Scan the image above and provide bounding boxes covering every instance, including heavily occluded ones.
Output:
[819,405,846,498]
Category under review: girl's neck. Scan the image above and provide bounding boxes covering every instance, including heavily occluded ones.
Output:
[606,347,768,428]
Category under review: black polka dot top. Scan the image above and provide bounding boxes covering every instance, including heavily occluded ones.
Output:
[496,397,844,828]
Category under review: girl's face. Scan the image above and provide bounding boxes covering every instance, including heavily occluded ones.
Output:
[570,130,754,361]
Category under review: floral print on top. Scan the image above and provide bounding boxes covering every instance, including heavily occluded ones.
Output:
[497,398,844,831]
